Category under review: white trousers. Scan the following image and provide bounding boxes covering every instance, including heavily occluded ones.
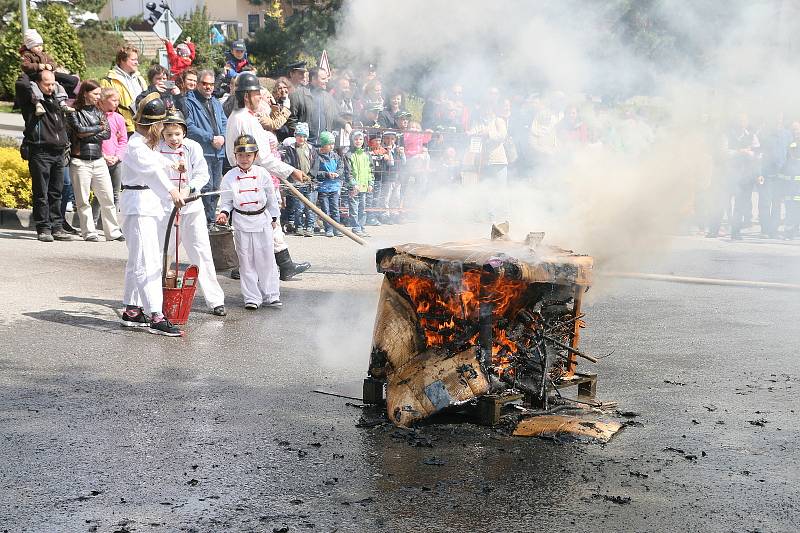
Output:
[71,158,121,240]
[234,226,279,306]
[273,190,288,253]
[273,221,288,253]
[122,214,163,314]
[160,209,225,309]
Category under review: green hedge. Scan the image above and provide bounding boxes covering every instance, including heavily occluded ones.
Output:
[0,5,86,99]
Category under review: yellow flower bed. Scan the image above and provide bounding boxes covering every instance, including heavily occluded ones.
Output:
[0,147,32,209]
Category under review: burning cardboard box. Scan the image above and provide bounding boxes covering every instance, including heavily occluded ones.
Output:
[365,225,596,427]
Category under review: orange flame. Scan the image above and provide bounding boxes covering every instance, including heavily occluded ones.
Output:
[392,272,528,370]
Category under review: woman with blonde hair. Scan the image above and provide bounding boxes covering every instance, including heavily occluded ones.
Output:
[90,86,127,224]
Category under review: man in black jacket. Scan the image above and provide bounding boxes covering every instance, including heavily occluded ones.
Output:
[20,70,71,242]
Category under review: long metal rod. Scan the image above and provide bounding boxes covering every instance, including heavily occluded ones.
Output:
[542,334,598,363]
[312,389,363,402]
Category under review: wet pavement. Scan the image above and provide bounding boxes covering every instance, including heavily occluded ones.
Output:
[1,226,798,532]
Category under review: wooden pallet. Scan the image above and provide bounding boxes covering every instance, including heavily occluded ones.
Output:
[362,373,599,426]
[556,372,598,400]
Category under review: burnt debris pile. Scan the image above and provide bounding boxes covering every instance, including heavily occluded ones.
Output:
[365,224,602,428]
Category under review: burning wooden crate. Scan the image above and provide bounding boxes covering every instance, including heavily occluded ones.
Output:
[365,228,595,427]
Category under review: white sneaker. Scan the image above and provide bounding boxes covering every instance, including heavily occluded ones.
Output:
[266,299,282,308]
[65,201,74,212]
[244,302,259,310]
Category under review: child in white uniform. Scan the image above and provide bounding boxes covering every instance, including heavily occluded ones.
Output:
[216,134,281,310]
[119,92,185,336]
[158,110,226,316]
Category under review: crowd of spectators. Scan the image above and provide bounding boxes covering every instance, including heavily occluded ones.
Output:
[14,32,800,242]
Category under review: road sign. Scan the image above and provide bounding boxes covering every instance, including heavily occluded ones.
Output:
[152,9,182,44]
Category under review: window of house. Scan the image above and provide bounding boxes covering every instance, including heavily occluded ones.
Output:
[248,14,260,34]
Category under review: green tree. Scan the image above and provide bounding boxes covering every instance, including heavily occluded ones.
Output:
[0,4,86,99]
[248,0,342,76]
[179,7,225,73]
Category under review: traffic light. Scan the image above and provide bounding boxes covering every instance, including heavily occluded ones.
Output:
[145,2,169,27]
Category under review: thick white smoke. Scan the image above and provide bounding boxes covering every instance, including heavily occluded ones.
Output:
[328,0,800,268]
[309,1,800,369]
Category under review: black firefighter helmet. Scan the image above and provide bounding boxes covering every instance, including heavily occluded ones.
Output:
[236,72,261,93]
[134,92,167,126]
[233,134,259,154]
[163,109,187,132]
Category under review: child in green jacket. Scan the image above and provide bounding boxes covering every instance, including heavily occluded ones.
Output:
[345,130,373,236]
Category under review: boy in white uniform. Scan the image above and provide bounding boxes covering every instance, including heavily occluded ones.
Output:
[119,92,185,336]
[158,110,227,316]
[216,134,281,310]
[225,72,310,281]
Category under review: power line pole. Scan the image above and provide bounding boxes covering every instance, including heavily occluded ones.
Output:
[20,0,28,34]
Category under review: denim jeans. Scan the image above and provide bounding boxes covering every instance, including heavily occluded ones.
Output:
[349,192,367,230]
[202,156,224,224]
[292,185,317,230]
[318,190,341,233]
[60,166,74,216]
[367,180,382,223]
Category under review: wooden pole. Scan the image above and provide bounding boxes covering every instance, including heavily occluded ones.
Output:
[276,175,367,246]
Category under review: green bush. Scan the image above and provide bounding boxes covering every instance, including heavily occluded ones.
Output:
[0,5,86,99]
[0,146,32,209]
[180,7,224,74]
[78,22,126,69]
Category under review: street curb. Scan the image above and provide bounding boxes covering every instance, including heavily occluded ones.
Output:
[0,207,83,229]
[0,208,31,229]
[0,208,81,230]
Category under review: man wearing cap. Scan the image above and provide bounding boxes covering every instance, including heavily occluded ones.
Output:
[287,61,310,137]
[287,61,309,88]
[119,93,186,337]
[361,102,383,129]
[224,41,251,79]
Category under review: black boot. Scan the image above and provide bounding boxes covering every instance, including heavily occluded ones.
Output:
[275,248,311,281]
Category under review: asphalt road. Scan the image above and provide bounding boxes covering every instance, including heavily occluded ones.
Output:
[1,224,798,532]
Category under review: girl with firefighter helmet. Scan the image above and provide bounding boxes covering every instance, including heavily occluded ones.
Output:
[119,92,185,336]
[157,109,227,316]
[216,134,282,310]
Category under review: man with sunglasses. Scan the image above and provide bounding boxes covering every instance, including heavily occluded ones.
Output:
[184,69,227,227]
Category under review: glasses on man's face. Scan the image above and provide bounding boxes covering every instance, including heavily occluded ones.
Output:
[199,81,215,87]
